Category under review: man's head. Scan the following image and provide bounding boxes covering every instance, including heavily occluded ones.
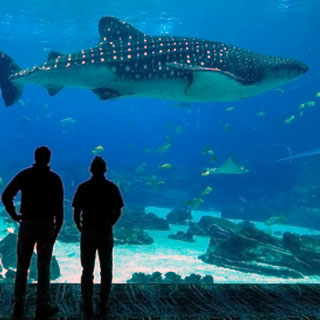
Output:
[90,156,107,176]
[34,146,51,166]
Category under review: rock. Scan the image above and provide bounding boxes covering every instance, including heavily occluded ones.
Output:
[114,227,153,245]
[29,255,61,281]
[184,274,201,283]
[163,272,183,283]
[166,208,192,225]
[0,231,61,281]
[200,275,214,283]
[127,272,163,283]
[187,216,242,241]
[118,207,170,230]
[199,226,313,278]
[127,272,214,284]
[283,232,320,275]
[0,233,16,269]
[169,231,195,242]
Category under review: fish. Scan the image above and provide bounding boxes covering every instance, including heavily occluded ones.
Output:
[264,214,287,226]
[298,101,316,109]
[0,16,308,107]
[210,156,249,175]
[159,163,172,170]
[284,115,295,124]
[276,148,320,161]
[185,197,204,209]
[256,111,266,117]
[156,142,171,154]
[92,145,104,155]
[202,186,213,195]
[58,117,76,126]
[0,177,3,188]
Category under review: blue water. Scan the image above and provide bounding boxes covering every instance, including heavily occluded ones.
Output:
[0,0,320,282]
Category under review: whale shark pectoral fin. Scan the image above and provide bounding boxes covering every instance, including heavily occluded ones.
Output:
[45,85,64,96]
[47,51,64,62]
[167,63,246,96]
[98,16,147,42]
[92,87,122,100]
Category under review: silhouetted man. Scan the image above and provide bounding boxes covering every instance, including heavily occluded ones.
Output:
[72,156,124,316]
[1,146,64,320]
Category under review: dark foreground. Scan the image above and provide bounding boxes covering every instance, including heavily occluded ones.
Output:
[0,283,319,319]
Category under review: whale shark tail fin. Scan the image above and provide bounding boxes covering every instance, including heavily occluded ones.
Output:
[0,51,23,106]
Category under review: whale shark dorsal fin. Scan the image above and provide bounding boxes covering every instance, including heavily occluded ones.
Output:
[47,51,64,62]
[98,16,146,42]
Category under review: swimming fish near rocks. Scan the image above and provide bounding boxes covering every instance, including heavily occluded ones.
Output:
[0,16,308,107]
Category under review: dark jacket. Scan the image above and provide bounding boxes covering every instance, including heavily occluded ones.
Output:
[1,164,64,232]
[72,175,124,232]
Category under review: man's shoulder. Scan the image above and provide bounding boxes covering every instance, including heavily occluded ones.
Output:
[15,167,33,177]
[105,179,119,190]
[77,179,91,189]
[48,170,62,181]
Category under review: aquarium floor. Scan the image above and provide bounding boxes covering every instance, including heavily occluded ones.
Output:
[0,283,319,319]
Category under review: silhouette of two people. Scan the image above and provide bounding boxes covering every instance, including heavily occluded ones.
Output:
[1,146,124,319]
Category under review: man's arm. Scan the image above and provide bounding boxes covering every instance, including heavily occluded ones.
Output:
[110,208,122,226]
[1,174,23,222]
[53,177,64,239]
[73,207,82,232]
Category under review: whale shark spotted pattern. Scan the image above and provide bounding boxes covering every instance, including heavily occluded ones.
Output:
[0,16,308,106]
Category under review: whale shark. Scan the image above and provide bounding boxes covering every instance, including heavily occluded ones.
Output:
[0,16,308,107]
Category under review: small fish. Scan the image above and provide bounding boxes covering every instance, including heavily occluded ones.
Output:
[202,145,211,155]
[175,126,184,134]
[224,123,230,132]
[264,214,287,226]
[92,145,104,155]
[58,117,76,126]
[135,164,146,174]
[129,143,135,149]
[201,144,217,161]
[156,143,171,154]
[225,106,235,112]
[202,186,213,195]
[7,227,15,234]
[316,92,320,98]
[185,197,204,209]
[0,177,3,188]
[284,115,295,124]
[256,111,266,117]
[306,101,316,107]
[299,101,316,109]
[201,169,214,176]
[159,163,172,170]
[144,148,152,153]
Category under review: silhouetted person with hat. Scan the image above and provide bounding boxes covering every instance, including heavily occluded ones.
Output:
[1,146,64,320]
[72,156,124,317]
